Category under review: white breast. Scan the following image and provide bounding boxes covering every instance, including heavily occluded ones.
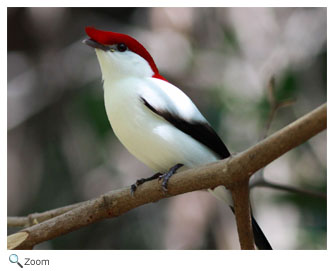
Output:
[103,77,220,173]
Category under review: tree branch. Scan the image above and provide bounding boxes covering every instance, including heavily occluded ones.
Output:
[7,103,327,250]
[231,181,255,249]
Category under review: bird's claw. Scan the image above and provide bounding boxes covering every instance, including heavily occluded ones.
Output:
[158,173,169,192]
[130,184,137,196]
[158,163,183,193]
[161,183,168,192]
[130,173,162,195]
[130,164,183,195]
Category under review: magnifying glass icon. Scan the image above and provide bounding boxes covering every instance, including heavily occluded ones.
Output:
[9,254,23,268]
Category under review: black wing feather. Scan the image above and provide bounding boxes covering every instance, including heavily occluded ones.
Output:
[141,97,230,159]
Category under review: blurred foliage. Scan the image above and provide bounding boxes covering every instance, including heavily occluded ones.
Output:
[73,84,110,140]
[7,7,326,249]
[275,180,327,249]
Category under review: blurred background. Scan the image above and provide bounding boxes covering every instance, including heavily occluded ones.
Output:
[7,7,326,249]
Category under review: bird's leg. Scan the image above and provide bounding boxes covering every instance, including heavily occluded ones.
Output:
[159,163,184,192]
[131,172,162,195]
[130,163,183,195]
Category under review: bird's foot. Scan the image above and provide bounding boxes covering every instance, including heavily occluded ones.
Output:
[130,172,162,195]
[158,163,184,192]
[130,164,184,195]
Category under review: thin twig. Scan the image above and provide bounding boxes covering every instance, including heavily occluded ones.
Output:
[261,76,296,140]
[255,77,295,184]
[250,179,326,199]
[7,202,84,228]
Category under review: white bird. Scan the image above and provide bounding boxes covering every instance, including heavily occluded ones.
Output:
[83,26,272,249]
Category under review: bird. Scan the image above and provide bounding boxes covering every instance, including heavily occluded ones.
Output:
[83,26,272,250]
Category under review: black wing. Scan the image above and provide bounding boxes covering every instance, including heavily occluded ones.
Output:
[141,97,230,159]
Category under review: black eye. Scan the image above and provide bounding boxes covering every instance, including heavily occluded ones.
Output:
[117,43,127,52]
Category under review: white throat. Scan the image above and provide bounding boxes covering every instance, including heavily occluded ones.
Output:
[95,49,154,82]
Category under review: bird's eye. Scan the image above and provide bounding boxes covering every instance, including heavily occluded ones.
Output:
[117,43,127,52]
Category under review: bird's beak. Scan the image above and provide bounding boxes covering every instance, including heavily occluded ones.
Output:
[82,38,109,51]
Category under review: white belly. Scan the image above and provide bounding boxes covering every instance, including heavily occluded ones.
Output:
[103,78,219,173]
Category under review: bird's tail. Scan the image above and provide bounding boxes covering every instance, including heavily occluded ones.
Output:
[209,186,272,250]
[228,207,272,250]
[251,214,272,250]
